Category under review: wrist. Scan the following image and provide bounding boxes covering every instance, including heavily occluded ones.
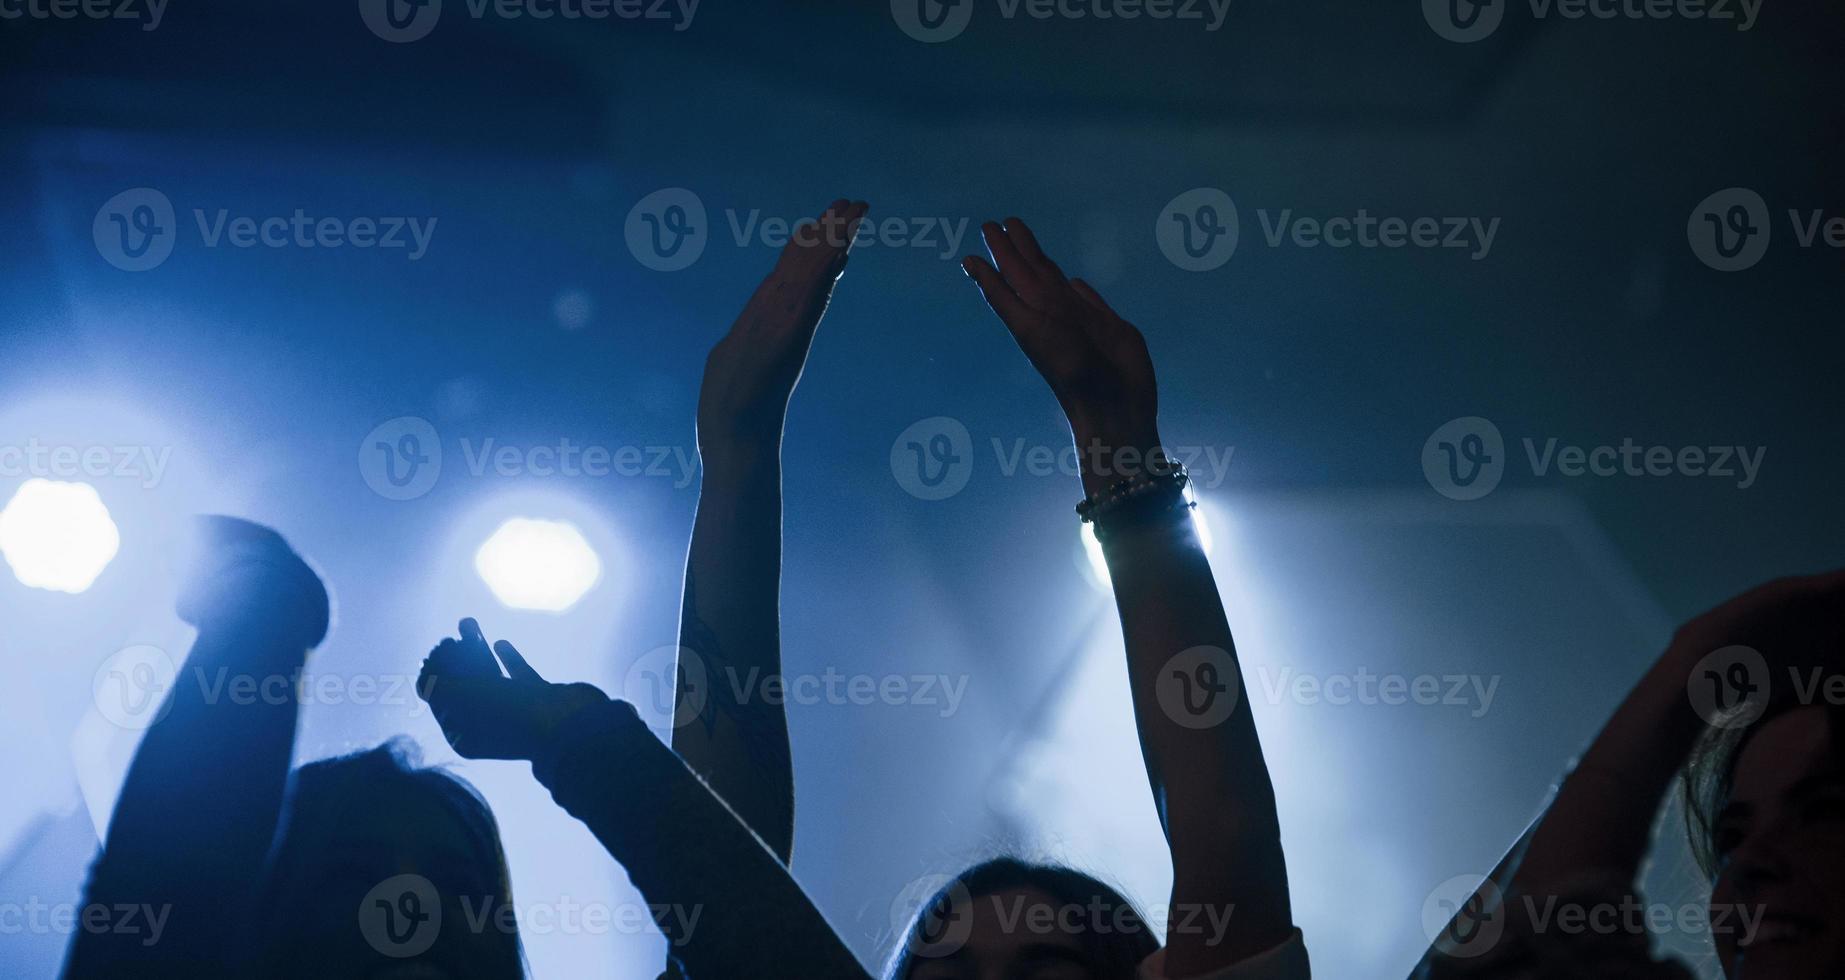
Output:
[1070,428,1166,497]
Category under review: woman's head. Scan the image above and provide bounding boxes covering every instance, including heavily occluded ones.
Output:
[259,739,526,979]
[889,858,1160,980]
[1686,701,1845,979]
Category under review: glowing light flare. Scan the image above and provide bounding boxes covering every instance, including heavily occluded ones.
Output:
[0,479,122,594]
[474,517,602,612]
[1080,503,1214,591]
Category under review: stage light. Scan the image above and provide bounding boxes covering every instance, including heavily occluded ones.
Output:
[1080,503,1213,590]
[0,479,122,594]
[474,517,602,612]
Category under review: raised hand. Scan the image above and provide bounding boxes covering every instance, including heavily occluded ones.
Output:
[419,618,609,761]
[697,199,869,458]
[962,217,1161,484]
[1672,571,1845,663]
[175,515,329,648]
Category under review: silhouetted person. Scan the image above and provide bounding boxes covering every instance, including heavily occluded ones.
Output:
[417,618,869,979]
[670,210,1310,979]
[62,517,524,980]
[1417,572,1845,979]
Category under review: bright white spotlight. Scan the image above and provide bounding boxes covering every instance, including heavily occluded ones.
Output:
[475,517,602,612]
[1081,505,1213,591]
[0,479,122,594]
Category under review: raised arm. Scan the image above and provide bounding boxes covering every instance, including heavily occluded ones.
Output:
[1409,572,1844,977]
[421,622,870,979]
[673,199,867,863]
[64,517,329,979]
[1509,572,1845,896]
[963,219,1299,975]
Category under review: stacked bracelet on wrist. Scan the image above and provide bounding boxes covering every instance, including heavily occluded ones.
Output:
[1076,454,1193,541]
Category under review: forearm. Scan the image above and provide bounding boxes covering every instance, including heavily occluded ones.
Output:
[672,446,795,862]
[1086,431,1294,967]
[540,701,864,980]
[1510,641,1708,896]
[68,617,307,977]
[1103,513,1296,967]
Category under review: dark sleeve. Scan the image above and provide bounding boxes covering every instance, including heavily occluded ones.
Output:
[63,623,309,980]
[533,699,868,980]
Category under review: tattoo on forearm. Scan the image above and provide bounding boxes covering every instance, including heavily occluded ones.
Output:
[679,569,792,776]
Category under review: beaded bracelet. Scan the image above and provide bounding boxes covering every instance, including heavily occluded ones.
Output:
[1077,459,1193,540]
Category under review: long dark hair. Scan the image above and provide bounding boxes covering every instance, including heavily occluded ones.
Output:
[886,857,1160,979]
[260,739,526,978]
[1682,698,1845,879]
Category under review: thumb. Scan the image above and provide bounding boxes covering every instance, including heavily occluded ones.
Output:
[493,639,546,684]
